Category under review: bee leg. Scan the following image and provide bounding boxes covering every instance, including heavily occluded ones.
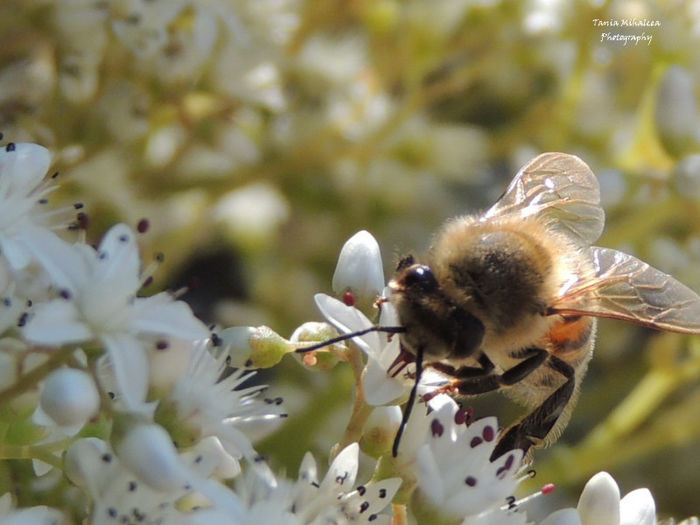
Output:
[490,355,575,460]
[424,353,496,398]
[428,351,495,379]
[392,344,425,457]
[452,347,549,396]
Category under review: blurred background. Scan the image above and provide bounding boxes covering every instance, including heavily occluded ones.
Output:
[1,0,698,518]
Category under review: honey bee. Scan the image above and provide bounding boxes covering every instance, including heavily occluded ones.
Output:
[298,152,700,460]
[387,152,700,459]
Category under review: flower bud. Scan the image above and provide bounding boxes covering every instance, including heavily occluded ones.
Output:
[291,322,342,370]
[64,437,111,494]
[220,325,293,369]
[360,405,402,457]
[194,436,241,480]
[40,368,99,427]
[332,230,385,305]
[577,472,620,525]
[113,416,187,492]
[620,488,655,525]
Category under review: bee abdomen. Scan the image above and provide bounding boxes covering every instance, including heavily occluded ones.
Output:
[546,316,595,355]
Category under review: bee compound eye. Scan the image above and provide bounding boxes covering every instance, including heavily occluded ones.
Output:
[403,265,437,289]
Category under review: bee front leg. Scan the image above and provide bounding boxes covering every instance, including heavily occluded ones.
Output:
[428,352,495,378]
[450,347,549,396]
[490,355,575,460]
[423,352,496,398]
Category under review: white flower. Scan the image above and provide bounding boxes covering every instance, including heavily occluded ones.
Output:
[23,223,209,408]
[313,290,447,407]
[313,230,449,405]
[0,493,63,525]
[542,471,658,525]
[293,442,401,525]
[577,471,656,525]
[65,436,244,524]
[155,339,286,473]
[172,443,401,525]
[0,142,78,271]
[331,230,385,304]
[313,292,407,405]
[409,395,525,522]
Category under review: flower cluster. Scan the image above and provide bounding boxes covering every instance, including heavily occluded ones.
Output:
[2,0,700,517]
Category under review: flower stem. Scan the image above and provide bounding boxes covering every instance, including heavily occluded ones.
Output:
[0,443,64,469]
[334,346,372,458]
[391,503,408,525]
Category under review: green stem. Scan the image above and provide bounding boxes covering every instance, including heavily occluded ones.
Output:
[0,442,66,469]
[334,347,372,457]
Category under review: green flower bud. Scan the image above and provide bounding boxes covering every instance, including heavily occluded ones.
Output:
[220,325,292,369]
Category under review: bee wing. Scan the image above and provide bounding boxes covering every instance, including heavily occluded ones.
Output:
[549,247,700,334]
[484,152,605,245]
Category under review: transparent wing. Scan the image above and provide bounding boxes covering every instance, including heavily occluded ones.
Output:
[483,152,605,245]
[549,247,700,334]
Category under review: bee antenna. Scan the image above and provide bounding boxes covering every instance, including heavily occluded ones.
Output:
[392,344,424,457]
[295,325,405,354]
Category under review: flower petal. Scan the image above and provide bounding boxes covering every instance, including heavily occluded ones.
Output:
[314,293,378,356]
[24,300,92,345]
[332,230,385,302]
[130,292,209,340]
[362,357,405,405]
[416,442,446,505]
[101,332,149,409]
[21,224,88,292]
[540,508,583,525]
[320,442,359,494]
[0,142,51,196]
[620,488,656,525]
[0,233,32,271]
[116,423,188,492]
[95,224,140,292]
[577,471,620,525]
[64,438,114,498]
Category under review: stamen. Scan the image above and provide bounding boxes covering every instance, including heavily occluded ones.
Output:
[137,218,150,233]
[500,482,556,512]
[343,291,355,306]
[140,254,164,289]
